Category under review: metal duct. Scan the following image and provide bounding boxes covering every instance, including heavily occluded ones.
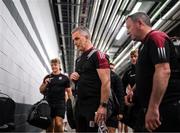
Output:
[91,0,109,44]
[57,0,68,72]
[93,0,116,48]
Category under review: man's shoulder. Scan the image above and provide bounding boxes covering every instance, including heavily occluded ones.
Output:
[149,30,169,41]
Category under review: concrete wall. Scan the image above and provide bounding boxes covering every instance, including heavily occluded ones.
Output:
[0,0,60,131]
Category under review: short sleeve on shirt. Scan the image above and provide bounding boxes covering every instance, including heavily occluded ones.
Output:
[94,51,110,69]
[148,32,170,65]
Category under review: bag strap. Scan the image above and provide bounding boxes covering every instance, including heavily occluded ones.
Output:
[74,49,98,96]
[33,98,49,111]
[87,49,98,60]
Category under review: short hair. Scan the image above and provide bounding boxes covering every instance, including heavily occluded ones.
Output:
[50,58,60,64]
[127,12,152,27]
[71,26,91,39]
[130,49,138,57]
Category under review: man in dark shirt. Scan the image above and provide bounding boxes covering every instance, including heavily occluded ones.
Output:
[39,58,71,132]
[106,63,125,133]
[125,12,180,132]
[122,50,138,104]
[70,26,110,132]
[122,50,138,131]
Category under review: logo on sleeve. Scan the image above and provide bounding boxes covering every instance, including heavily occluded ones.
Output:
[98,51,106,59]
[157,47,166,59]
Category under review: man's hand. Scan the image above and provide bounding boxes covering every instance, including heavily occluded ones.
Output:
[39,77,51,94]
[124,84,134,106]
[145,106,161,132]
[117,114,123,121]
[44,78,51,85]
[70,72,80,81]
[94,106,107,124]
[124,90,133,106]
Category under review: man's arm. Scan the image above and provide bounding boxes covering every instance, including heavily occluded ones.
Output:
[65,87,72,99]
[97,68,111,104]
[39,77,50,94]
[145,63,170,131]
[39,83,47,94]
[94,68,110,123]
[149,63,170,109]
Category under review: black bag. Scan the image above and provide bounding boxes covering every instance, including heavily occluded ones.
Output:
[66,95,77,129]
[121,105,137,128]
[169,38,180,79]
[27,98,51,129]
[0,92,15,131]
[107,90,121,118]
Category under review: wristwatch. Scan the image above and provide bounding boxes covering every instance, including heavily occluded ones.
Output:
[100,102,108,108]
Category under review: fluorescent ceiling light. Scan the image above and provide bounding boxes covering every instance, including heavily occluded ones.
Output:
[115,2,142,40]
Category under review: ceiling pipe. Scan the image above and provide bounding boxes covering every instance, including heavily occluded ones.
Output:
[71,0,75,29]
[88,0,98,29]
[71,0,76,71]
[99,0,131,50]
[88,0,100,34]
[98,15,121,50]
[93,0,115,48]
[150,0,172,22]
[166,20,180,34]
[113,41,133,64]
[104,1,155,52]
[114,49,131,69]
[94,0,123,49]
[73,0,81,70]
[100,16,126,51]
[79,0,89,26]
[75,0,80,27]
[57,0,68,72]
[91,0,109,44]
[160,10,180,32]
[115,60,130,74]
[153,0,180,29]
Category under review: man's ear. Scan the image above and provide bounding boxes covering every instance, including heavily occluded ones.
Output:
[85,35,89,39]
[137,19,144,28]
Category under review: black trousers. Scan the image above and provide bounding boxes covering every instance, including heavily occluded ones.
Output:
[75,112,98,132]
[75,101,99,132]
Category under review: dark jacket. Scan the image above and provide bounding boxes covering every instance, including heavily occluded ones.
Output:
[122,64,136,92]
[111,70,125,114]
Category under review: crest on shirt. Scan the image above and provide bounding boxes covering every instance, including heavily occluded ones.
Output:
[59,77,62,80]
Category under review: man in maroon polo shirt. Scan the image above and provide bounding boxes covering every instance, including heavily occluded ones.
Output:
[70,26,110,132]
